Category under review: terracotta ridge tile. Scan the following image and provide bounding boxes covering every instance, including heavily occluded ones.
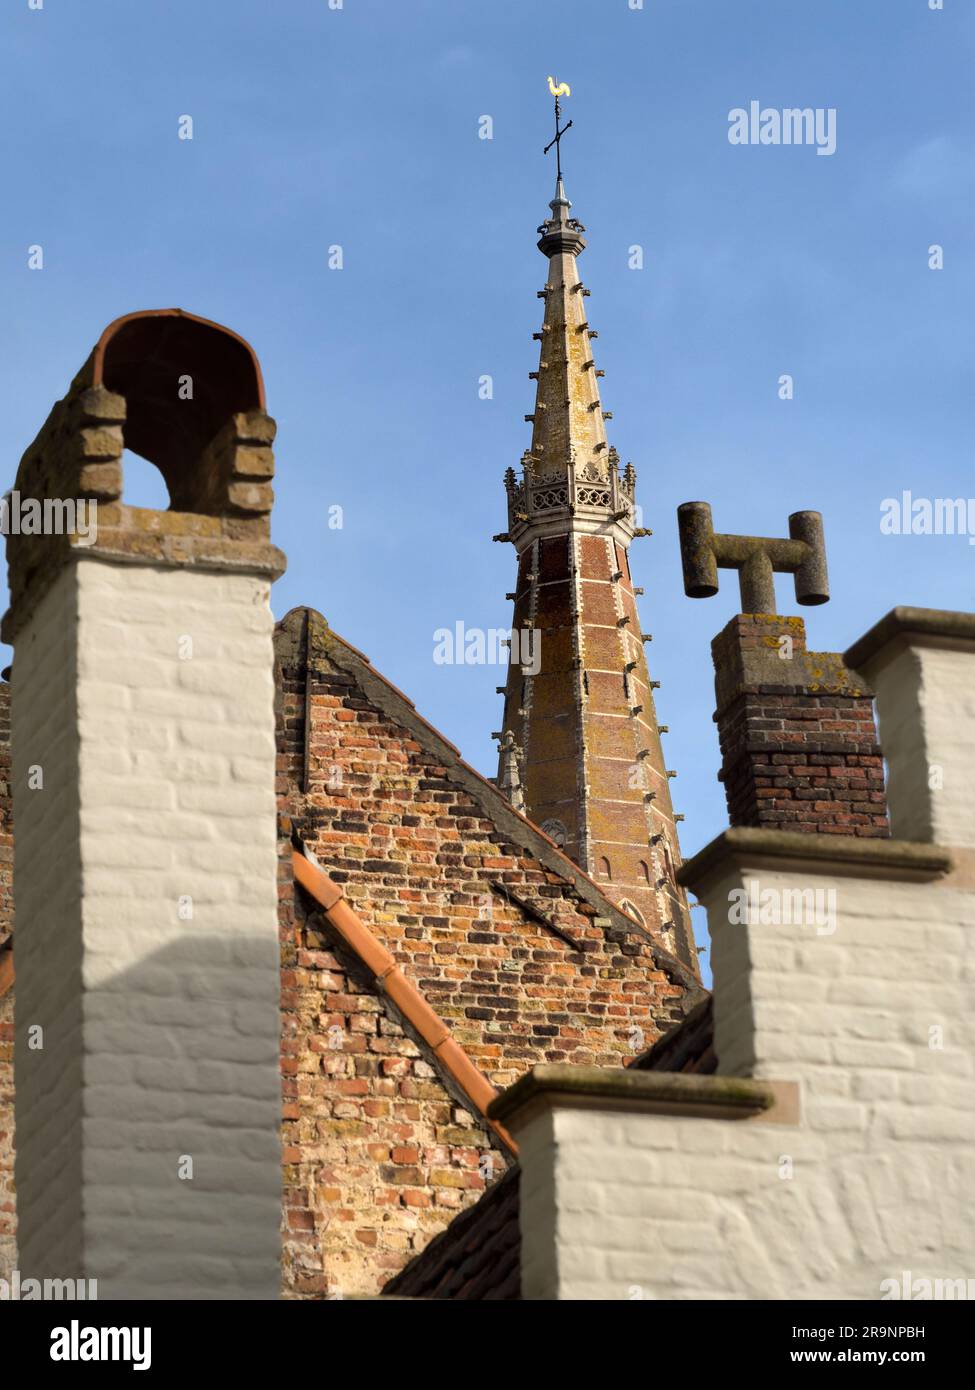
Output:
[291,848,517,1156]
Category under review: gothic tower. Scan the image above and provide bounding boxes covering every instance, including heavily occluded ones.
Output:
[495,173,697,970]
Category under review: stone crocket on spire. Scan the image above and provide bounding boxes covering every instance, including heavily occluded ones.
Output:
[494,118,698,972]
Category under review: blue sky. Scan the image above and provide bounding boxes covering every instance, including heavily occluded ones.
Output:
[2,1,972,966]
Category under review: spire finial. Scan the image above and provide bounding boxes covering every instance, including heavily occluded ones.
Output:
[544,76,573,187]
[537,77,585,257]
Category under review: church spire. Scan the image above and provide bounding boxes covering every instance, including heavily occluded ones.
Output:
[493,83,698,972]
[526,171,611,482]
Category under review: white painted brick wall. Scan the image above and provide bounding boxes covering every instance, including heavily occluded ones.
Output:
[14,556,281,1298]
[521,861,975,1299]
[12,569,84,1279]
[868,643,975,848]
[516,624,975,1300]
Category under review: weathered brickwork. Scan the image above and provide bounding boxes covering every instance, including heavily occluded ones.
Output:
[2,312,284,649]
[278,609,697,1074]
[0,598,700,1301]
[275,607,702,1295]
[279,885,505,1299]
[712,614,889,836]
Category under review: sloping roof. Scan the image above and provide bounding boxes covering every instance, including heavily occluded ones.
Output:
[382,1165,521,1300]
[629,994,715,1074]
[381,994,716,1299]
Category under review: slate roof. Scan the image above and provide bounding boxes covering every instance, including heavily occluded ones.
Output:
[383,1165,521,1301]
[383,995,715,1298]
[630,994,715,1074]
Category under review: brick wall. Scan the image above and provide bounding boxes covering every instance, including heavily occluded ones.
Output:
[280,885,505,1298]
[712,613,889,836]
[275,608,701,1295]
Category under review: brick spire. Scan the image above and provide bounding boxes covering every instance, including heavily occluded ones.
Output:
[494,174,698,972]
[527,175,608,472]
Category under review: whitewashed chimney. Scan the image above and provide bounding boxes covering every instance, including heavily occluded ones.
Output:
[4,310,285,1299]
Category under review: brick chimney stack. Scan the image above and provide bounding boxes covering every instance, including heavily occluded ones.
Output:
[711,613,889,836]
[677,502,889,837]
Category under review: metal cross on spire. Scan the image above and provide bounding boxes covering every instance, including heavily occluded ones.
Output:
[543,76,573,181]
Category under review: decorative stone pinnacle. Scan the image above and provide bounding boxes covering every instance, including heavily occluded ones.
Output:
[677,500,829,615]
[497,730,525,813]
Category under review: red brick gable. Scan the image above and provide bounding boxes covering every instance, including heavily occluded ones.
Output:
[275,607,704,1296]
[276,608,702,1076]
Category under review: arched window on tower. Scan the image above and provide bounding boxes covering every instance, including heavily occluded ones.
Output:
[618,899,645,926]
[597,856,612,881]
[638,859,651,883]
